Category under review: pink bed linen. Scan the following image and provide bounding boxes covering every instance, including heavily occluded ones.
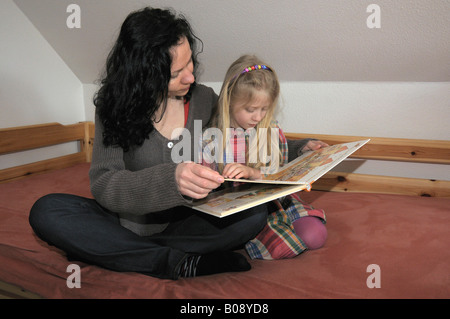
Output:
[0,163,449,299]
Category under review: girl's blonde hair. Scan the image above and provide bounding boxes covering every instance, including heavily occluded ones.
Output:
[210,54,282,173]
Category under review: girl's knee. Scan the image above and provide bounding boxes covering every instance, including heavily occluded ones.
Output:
[293,216,327,250]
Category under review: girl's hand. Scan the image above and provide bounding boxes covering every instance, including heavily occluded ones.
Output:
[175,162,224,199]
[222,163,262,180]
[302,140,329,152]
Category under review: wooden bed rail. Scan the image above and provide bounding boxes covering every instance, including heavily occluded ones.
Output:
[285,133,450,197]
[0,122,94,183]
[1,122,449,196]
[284,133,450,165]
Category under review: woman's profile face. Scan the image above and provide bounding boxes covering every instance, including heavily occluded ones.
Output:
[168,37,195,98]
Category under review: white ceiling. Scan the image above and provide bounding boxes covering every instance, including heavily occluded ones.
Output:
[13,0,450,84]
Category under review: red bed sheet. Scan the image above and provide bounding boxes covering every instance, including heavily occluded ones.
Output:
[0,163,449,299]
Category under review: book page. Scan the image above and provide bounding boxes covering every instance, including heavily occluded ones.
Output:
[224,139,370,185]
[188,183,307,217]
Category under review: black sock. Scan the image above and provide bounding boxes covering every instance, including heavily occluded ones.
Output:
[178,255,201,278]
[197,251,251,276]
[178,252,251,278]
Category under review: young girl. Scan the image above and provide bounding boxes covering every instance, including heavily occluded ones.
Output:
[202,55,328,260]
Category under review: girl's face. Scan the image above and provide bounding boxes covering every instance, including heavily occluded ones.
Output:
[230,90,271,130]
[168,37,195,98]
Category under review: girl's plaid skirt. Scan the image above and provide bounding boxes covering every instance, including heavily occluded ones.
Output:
[245,192,326,260]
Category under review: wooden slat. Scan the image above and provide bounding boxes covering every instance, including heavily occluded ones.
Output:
[80,121,95,162]
[312,171,450,197]
[0,281,42,299]
[285,133,450,164]
[88,121,95,138]
[0,152,86,183]
[0,122,85,155]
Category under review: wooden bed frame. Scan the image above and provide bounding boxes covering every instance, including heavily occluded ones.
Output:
[1,121,449,299]
[0,122,94,183]
[1,121,449,196]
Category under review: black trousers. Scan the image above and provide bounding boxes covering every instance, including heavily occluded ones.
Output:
[29,193,267,279]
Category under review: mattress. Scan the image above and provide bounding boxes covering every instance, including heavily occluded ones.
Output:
[0,163,449,299]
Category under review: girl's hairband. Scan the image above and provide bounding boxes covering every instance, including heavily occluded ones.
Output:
[241,64,271,75]
[230,64,272,82]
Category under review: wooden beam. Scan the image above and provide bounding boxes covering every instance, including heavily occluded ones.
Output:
[0,281,42,299]
[0,122,85,155]
[285,133,450,164]
[0,153,86,183]
[312,171,450,197]
[81,121,95,162]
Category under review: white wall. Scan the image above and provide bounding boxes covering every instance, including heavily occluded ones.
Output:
[275,81,450,181]
[204,81,450,139]
[0,0,85,169]
[83,84,97,123]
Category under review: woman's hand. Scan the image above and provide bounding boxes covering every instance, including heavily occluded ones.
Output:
[302,140,329,152]
[175,162,224,199]
[222,163,262,180]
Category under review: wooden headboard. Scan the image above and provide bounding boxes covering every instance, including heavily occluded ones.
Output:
[0,122,94,183]
[1,122,449,197]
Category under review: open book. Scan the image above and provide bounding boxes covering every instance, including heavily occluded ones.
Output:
[187,139,370,217]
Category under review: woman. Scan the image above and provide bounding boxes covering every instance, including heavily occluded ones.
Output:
[29,7,267,280]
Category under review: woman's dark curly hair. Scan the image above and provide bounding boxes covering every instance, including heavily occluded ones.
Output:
[94,7,202,151]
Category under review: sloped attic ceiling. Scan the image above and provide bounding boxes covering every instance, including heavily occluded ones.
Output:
[13,0,450,84]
